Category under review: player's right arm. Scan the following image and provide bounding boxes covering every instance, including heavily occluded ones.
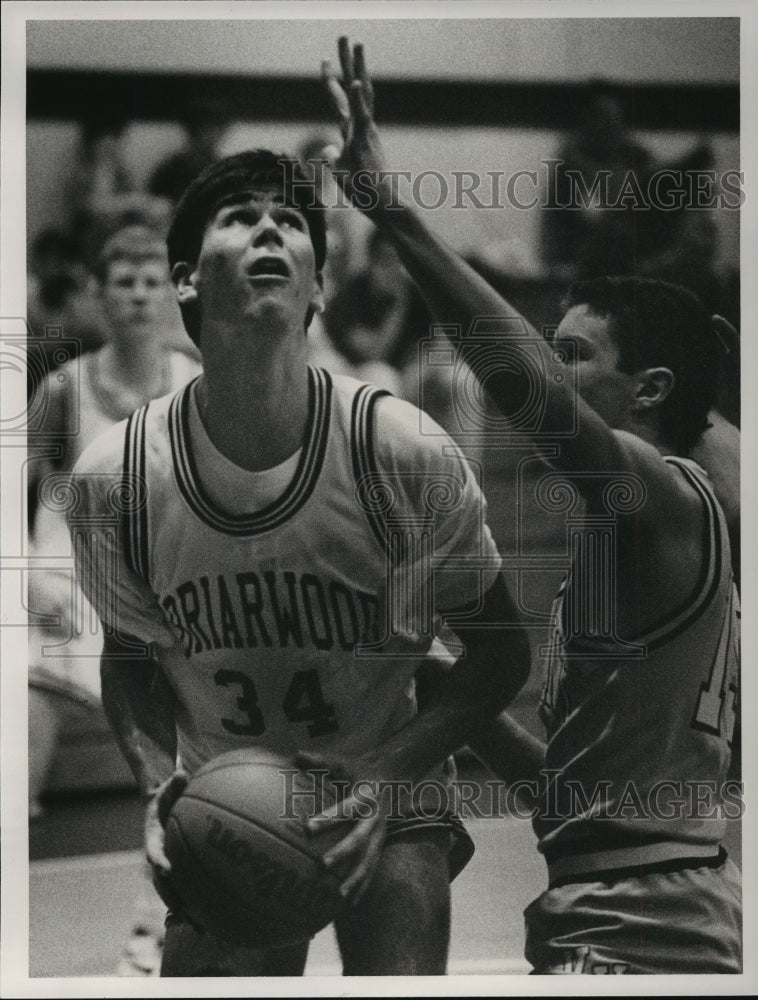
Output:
[320,40,689,511]
[100,633,177,796]
[69,425,185,872]
[100,633,186,872]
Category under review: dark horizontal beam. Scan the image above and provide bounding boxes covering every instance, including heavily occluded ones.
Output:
[27,69,739,132]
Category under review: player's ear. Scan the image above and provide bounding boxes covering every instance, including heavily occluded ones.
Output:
[634,367,675,411]
[171,261,199,306]
[310,271,325,316]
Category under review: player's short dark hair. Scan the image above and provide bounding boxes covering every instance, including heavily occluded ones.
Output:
[166,150,327,345]
[93,224,169,284]
[562,276,723,454]
[167,149,326,272]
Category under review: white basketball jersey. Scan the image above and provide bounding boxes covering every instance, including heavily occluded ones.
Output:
[71,367,500,773]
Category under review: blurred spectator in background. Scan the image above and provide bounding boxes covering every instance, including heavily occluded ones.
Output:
[148,95,233,205]
[310,227,410,394]
[310,228,482,448]
[28,223,202,976]
[27,228,105,369]
[540,81,729,315]
[28,223,200,817]
[541,82,654,279]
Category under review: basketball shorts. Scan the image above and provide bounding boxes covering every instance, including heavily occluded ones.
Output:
[524,848,742,974]
[387,811,474,880]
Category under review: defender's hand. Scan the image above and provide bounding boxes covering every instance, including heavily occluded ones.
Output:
[321,37,389,211]
[295,750,389,905]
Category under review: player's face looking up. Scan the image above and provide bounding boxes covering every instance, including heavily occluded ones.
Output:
[552,304,641,431]
[101,258,172,339]
[175,189,324,340]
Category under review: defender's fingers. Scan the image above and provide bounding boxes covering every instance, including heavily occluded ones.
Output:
[321,60,350,122]
[338,36,354,85]
[353,44,374,114]
[348,80,373,126]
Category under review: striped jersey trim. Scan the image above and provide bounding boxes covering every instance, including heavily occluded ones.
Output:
[167,367,331,536]
[350,383,391,553]
[122,405,150,582]
[641,457,722,651]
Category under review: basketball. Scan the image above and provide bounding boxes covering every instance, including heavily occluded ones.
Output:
[163,747,348,949]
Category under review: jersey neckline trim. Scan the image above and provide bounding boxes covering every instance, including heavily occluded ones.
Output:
[168,366,332,535]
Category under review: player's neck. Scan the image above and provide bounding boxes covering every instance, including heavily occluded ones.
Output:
[196,351,310,472]
[622,414,673,456]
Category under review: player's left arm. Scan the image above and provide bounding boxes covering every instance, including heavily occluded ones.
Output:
[299,573,530,902]
[381,573,531,778]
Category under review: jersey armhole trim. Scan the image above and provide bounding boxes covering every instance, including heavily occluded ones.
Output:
[122,404,150,583]
[351,384,391,554]
[636,457,722,651]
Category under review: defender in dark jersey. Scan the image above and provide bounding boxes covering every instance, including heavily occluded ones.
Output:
[326,38,741,974]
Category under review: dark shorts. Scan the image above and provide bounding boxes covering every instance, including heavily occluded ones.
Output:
[525,849,742,974]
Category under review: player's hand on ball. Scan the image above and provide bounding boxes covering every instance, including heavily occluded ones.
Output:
[321,36,389,212]
[144,769,189,873]
[295,750,389,905]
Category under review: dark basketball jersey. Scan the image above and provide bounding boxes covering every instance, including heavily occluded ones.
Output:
[535,457,740,882]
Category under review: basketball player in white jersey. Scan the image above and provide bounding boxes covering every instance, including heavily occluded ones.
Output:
[69,148,530,975]
[324,39,740,974]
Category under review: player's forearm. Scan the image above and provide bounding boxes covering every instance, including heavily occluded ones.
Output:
[371,188,538,340]
[100,645,178,800]
[469,711,546,795]
[375,629,531,785]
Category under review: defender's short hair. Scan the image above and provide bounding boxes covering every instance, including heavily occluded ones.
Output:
[562,276,724,455]
[166,149,327,272]
[93,225,170,284]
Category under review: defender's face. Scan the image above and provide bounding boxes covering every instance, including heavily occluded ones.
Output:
[102,259,171,337]
[553,304,637,428]
[187,191,323,334]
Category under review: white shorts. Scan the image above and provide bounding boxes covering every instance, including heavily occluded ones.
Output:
[524,849,742,974]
